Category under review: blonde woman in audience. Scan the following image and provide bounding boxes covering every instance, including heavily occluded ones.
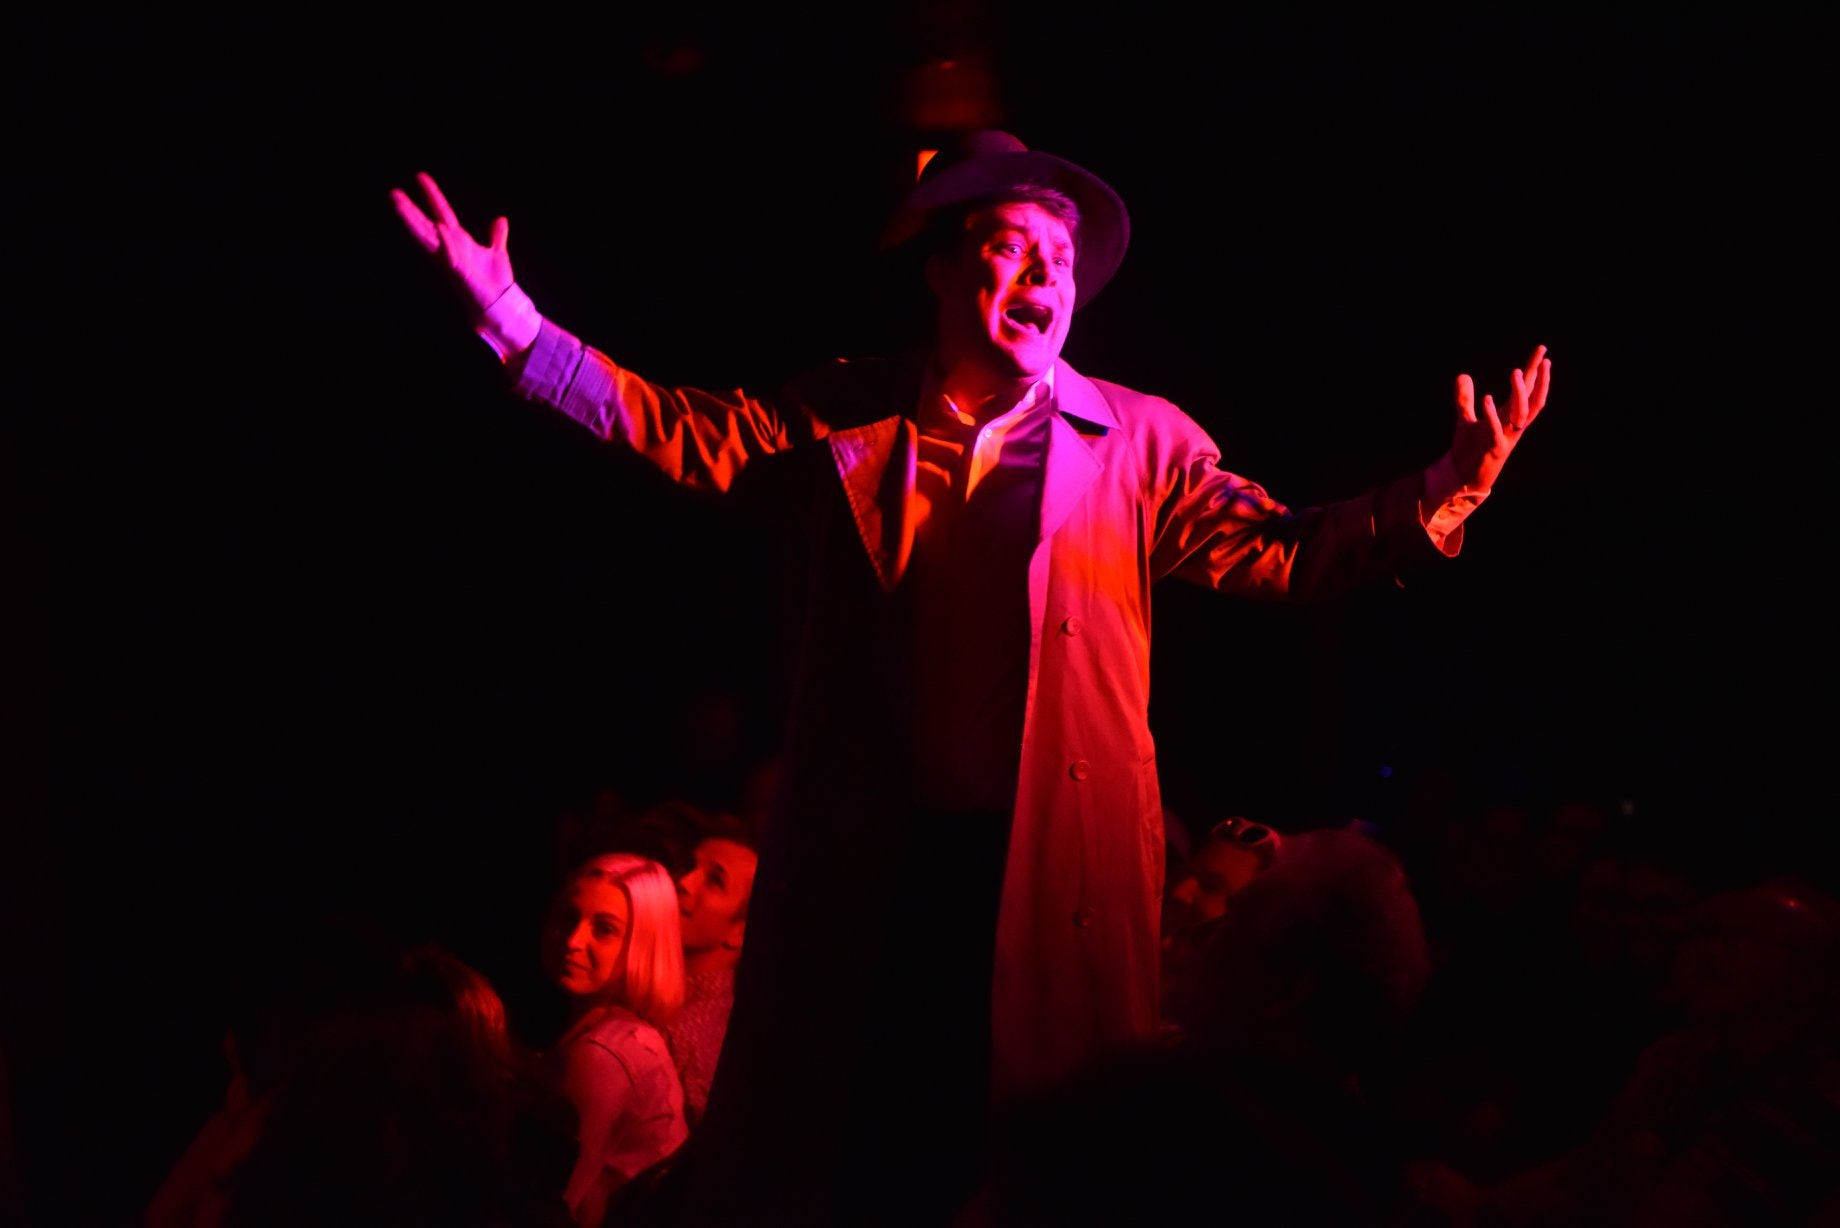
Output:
[539,852,688,1228]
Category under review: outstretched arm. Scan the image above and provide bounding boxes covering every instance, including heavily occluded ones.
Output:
[387,170,798,491]
[389,172,540,359]
[1148,345,1556,595]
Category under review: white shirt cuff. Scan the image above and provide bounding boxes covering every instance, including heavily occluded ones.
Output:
[475,283,543,363]
[1420,452,1489,555]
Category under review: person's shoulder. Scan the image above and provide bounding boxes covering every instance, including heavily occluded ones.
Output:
[1057,362,1204,449]
[1060,362,1182,419]
[575,1005,653,1047]
[575,1008,677,1073]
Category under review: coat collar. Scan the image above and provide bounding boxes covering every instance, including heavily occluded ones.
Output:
[829,415,918,594]
[827,358,1115,593]
[1046,359,1121,435]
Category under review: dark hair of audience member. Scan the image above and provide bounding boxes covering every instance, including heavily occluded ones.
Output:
[211,928,576,1227]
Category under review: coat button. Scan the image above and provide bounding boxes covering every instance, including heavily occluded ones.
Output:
[1073,906,1096,928]
[1061,616,1083,636]
[1069,760,1090,780]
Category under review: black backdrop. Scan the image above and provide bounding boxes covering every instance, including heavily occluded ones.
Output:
[3,8,1826,1223]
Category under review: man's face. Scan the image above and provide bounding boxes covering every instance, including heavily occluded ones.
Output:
[541,875,630,1000]
[929,200,1077,384]
[1167,836,1270,934]
[676,838,759,954]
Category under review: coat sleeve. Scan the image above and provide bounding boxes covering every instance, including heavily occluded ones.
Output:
[1141,399,1446,600]
[508,319,817,493]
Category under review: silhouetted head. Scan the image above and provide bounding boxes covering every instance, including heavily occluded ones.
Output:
[1171,825,1430,1077]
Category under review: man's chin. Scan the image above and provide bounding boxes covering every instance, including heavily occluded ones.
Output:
[1012,339,1064,377]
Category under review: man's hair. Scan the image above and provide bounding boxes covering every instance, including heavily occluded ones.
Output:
[567,796,756,882]
[567,853,686,1026]
[693,807,762,853]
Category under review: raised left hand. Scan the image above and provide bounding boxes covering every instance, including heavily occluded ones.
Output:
[1449,345,1552,492]
[389,171,516,322]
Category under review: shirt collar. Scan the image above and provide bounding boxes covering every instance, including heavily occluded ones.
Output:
[918,362,1057,432]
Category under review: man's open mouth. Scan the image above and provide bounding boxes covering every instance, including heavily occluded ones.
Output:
[1005,304,1053,333]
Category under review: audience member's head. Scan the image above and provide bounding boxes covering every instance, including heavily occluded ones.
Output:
[1160,815,1282,1004]
[675,809,762,976]
[1170,824,1430,1081]
[398,942,514,1066]
[981,826,1429,1228]
[541,852,685,1029]
[216,939,575,1227]
[1166,816,1282,929]
[1664,878,1839,1027]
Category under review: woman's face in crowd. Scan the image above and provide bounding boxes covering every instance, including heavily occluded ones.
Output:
[543,874,631,1000]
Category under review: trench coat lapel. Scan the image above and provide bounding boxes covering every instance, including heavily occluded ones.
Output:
[829,415,918,593]
[1038,362,1120,545]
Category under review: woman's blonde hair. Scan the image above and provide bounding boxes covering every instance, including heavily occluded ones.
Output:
[568,852,685,1026]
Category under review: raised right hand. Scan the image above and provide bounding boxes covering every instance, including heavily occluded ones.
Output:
[389,171,514,318]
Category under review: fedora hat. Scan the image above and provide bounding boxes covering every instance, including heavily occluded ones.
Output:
[879,130,1130,311]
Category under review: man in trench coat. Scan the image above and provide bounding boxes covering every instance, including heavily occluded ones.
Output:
[392,129,1552,1224]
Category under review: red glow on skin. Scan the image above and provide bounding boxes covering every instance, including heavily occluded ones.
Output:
[929,201,1077,410]
[543,876,631,1001]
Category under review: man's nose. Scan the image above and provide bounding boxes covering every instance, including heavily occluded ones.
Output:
[1023,251,1054,285]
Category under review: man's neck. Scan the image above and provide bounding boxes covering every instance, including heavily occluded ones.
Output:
[934,358,1046,425]
[683,946,740,979]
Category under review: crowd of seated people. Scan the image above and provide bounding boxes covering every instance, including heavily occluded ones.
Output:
[141,779,768,1228]
[137,750,1839,1227]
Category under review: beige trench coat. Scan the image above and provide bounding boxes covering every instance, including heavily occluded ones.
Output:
[512,318,1444,1208]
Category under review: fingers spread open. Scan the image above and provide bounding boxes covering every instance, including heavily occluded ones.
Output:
[1455,372,1476,422]
[417,172,460,228]
[1481,392,1503,434]
[389,188,440,252]
[1529,356,1552,414]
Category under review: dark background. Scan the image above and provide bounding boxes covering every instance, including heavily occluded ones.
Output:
[3,8,1827,1223]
